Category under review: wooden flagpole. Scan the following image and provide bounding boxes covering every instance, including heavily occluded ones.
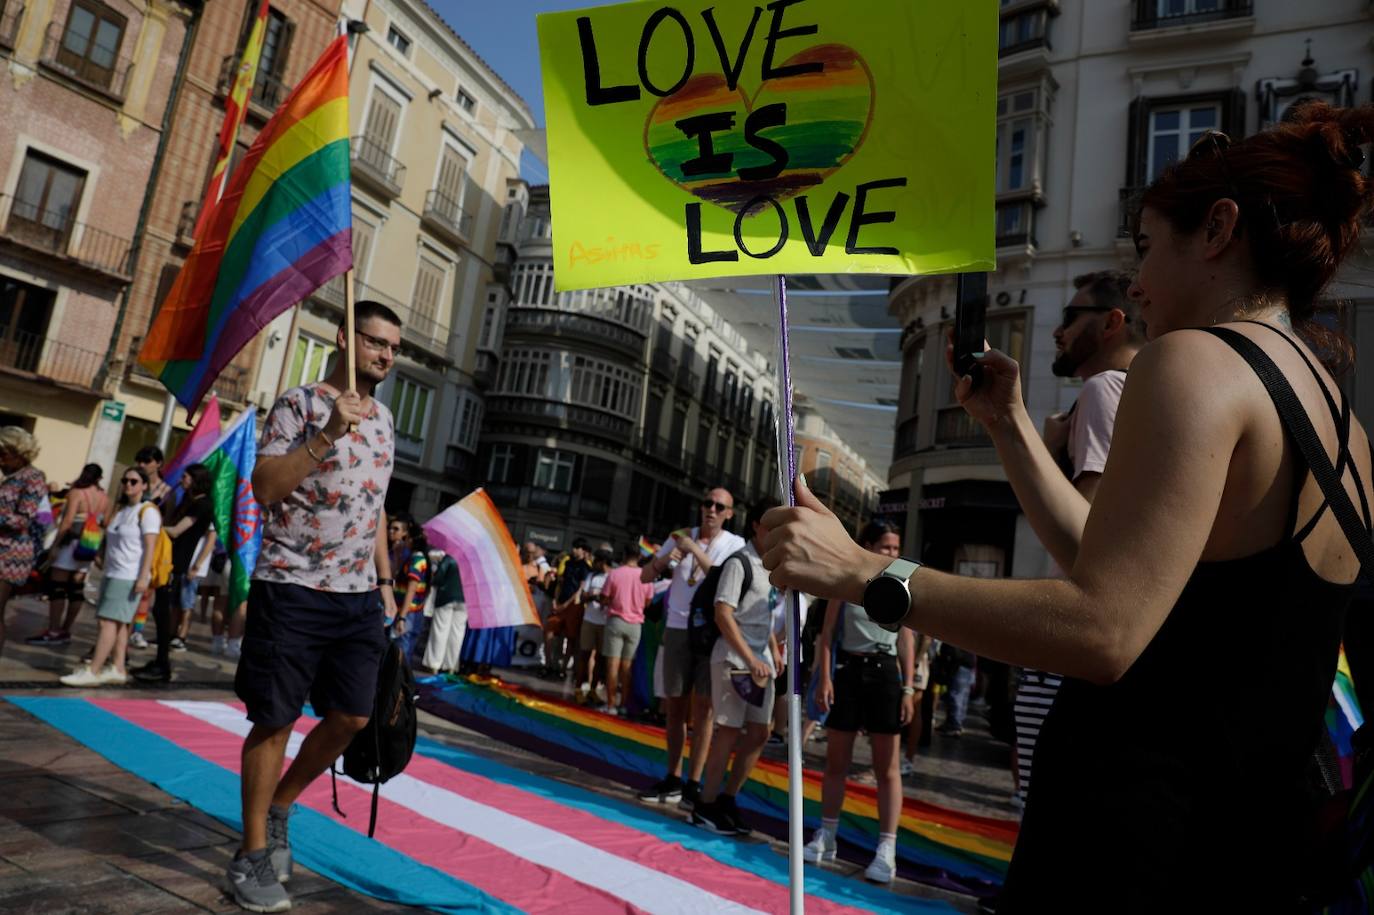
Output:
[344,269,357,392]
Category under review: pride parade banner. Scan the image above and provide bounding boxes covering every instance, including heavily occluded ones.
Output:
[537,0,996,290]
[10,697,955,915]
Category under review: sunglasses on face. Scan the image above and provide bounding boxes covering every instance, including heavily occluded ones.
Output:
[1059,305,1114,329]
[122,478,142,487]
[701,499,732,512]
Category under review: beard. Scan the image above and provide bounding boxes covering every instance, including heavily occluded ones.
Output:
[1051,329,1100,377]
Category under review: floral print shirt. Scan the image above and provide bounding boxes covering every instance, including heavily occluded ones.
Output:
[252,383,394,593]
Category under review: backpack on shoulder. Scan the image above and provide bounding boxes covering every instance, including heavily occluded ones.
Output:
[686,550,751,656]
[330,638,418,837]
[139,503,174,588]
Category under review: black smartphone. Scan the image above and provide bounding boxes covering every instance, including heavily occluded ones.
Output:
[953,272,989,389]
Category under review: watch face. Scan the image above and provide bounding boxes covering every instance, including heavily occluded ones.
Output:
[864,575,910,625]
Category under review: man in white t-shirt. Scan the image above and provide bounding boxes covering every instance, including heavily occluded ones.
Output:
[1012,270,1142,809]
[573,545,614,704]
[636,486,745,810]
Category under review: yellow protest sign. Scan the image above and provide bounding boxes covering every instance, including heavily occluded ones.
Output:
[537,0,996,291]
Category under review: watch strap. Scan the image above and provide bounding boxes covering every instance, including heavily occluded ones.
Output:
[879,557,921,583]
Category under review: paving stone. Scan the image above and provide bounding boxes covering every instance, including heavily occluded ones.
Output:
[30,810,234,860]
[0,777,130,825]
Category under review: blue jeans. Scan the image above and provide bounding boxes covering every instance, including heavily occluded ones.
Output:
[944,664,975,729]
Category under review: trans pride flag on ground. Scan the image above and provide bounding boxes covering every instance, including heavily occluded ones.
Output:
[139,35,352,412]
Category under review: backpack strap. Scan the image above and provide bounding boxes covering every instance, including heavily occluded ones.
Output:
[1201,327,1374,574]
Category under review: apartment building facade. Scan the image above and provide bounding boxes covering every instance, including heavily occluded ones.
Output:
[250,0,535,519]
[477,185,790,553]
[793,405,884,535]
[0,0,193,483]
[887,0,1373,579]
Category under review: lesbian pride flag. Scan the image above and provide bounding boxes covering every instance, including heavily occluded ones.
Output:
[140,35,352,412]
[423,490,539,630]
[10,697,951,914]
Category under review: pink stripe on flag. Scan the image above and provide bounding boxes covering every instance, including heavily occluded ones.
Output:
[91,699,643,915]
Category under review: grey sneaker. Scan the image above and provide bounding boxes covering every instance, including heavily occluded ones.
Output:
[226,850,290,912]
[267,805,292,883]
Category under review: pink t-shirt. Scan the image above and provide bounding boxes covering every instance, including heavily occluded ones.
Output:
[600,564,655,625]
[1069,369,1127,479]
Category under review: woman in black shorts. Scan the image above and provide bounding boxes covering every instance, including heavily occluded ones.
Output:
[802,520,916,884]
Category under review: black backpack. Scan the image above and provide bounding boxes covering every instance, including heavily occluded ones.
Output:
[329,639,418,837]
[687,550,751,656]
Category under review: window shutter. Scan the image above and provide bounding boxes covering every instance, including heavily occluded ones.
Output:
[365,93,401,152]
[436,145,465,208]
[1125,96,1147,188]
[275,18,295,79]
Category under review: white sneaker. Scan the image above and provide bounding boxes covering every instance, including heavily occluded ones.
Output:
[227,638,242,661]
[211,635,226,656]
[802,828,837,864]
[97,665,129,686]
[128,631,148,649]
[899,757,916,777]
[864,852,896,884]
[60,666,103,687]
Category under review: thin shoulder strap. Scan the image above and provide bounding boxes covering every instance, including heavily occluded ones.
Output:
[1202,327,1374,576]
[1243,321,1372,529]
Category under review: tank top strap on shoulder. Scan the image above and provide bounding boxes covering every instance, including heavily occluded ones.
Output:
[1241,321,1373,540]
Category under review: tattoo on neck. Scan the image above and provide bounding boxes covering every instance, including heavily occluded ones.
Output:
[1277,311,1293,330]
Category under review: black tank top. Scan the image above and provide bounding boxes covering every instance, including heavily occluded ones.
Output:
[998,325,1368,913]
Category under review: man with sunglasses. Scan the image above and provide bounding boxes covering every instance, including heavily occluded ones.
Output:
[1011,270,1143,812]
[226,300,401,913]
[638,487,745,810]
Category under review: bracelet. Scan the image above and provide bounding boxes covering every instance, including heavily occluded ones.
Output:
[305,435,329,463]
[901,686,917,695]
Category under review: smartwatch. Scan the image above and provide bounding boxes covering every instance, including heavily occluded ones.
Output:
[863,557,922,631]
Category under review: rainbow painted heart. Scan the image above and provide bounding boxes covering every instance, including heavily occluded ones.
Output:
[644,45,875,215]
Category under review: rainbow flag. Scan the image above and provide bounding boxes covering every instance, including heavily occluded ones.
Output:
[637,536,658,558]
[1327,646,1365,788]
[422,490,540,630]
[198,409,262,608]
[13,697,953,914]
[161,395,221,502]
[194,0,270,239]
[139,34,352,412]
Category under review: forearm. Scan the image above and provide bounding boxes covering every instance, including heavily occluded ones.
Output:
[641,553,667,583]
[714,604,754,664]
[988,407,1090,570]
[374,513,391,579]
[898,629,915,685]
[192,530,217,572]
[138,534,156,581]
[252,431,336,505]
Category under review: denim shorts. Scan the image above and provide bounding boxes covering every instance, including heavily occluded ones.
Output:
[176,574,200,612]
[235,580,386,729]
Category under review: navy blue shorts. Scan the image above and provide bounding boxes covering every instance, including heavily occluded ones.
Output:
[235,580,386,729]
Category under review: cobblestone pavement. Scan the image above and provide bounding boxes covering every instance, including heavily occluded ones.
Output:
[1,594,1016,913]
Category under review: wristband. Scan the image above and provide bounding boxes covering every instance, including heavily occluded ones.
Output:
[901,686,917,696]
[377,577,394,586]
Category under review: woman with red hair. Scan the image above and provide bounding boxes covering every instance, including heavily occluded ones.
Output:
[761,103,1374,910]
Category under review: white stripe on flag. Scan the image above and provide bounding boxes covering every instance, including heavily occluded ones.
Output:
[162,701,772,915]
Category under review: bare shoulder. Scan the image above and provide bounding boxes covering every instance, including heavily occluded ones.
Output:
[1118,330,1252,426]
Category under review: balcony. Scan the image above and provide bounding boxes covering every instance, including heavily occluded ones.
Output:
[935,405,991,448]
[1129,0,1252,38]
[485,394,633,442]
[527,488,572,513]
[216,53,287,119]
[308,277,449,361]
[421,189,473,247]
[125,335,252,403]
[639,431,685,470]
[1,3,23,49]
[0,329,104,392]
[893,415,919,460]
[995,198,1039,253]
[1,194,132,282]
[675,360,699,396]
[650,345,677,381]
[700,382,722,413]
[40,22,133,101]
[350,135,406,200]
[504,306,645,360]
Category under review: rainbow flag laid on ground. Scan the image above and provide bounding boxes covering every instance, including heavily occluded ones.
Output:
[139,34,352,412]
[11,697,955,914]
[161,395,221,502]
[423,489,540,630]
[194,0,270,238]
[418,675,1018,899]
[198,409,261,608]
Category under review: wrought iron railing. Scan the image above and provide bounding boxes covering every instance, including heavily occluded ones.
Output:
[422,189,474,241]
[1131,0,1251,30]
[41,21,132,99]
[350,135,406,197]
[0,328,104,389]
[216,53,287,113]
[1,194,131,278]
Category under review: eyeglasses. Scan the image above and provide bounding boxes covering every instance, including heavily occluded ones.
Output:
[121,478,142,487]
[1059,305,1114,328]
[700,499,732,512]
[357,330,400,356]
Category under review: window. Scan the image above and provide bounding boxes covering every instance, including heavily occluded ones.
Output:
[1146,104,1219,181]
[1157,0,1219,16]
[362,89,403,160]
[253,8,291,105]
[452,392,482,452]
[995,89,1042,194]
[411,256,446,332]
[816,450,832,469]
[386,25,411,55]
[351,217,377,283]
[496,348,554,396]
[389,376,433,440]
[56,0,125,91]
[457,89,476,114]
[487,443,516,483]
[570,354,639,418]
[433,142,468,218]
[11,151,86,248]
[533,449,576,492]
[998,6,1050,56]
[285,333,335,388]
[0,276,57,373]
